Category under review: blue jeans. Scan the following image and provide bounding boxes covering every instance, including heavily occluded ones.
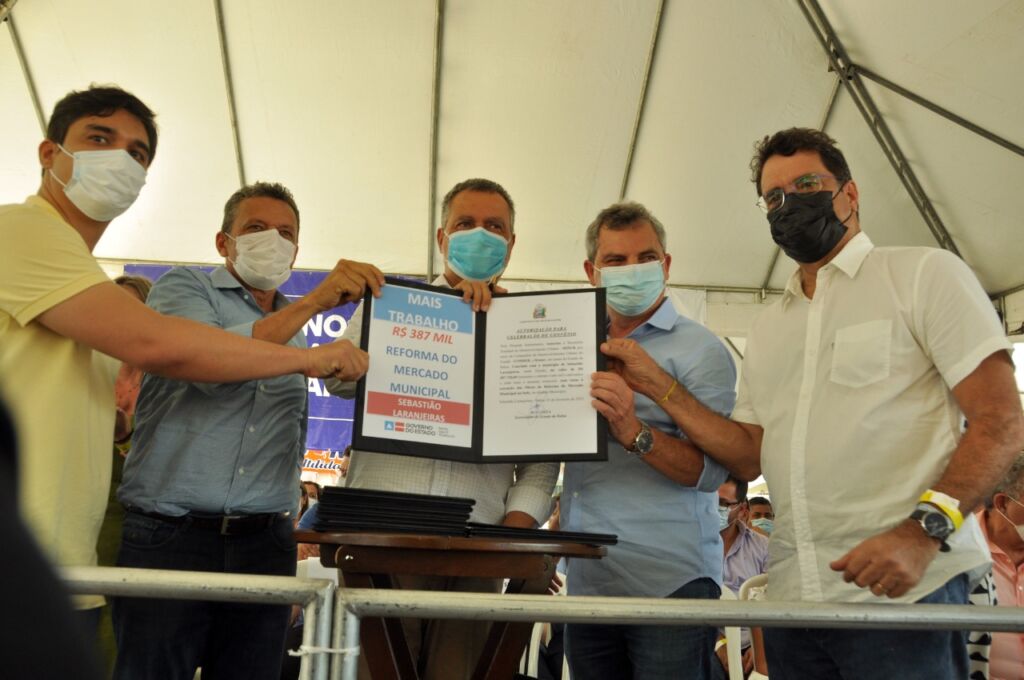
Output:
[566,577,721,680]
[763,573,970,680]
[111,510,297,680]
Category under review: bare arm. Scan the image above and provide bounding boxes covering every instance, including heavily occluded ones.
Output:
[37,282,367,382]
[591,371,716,486]
[830,350,1024,598]
[253,259,384,344]
[600,339,763,480]
[930,351,1024,512]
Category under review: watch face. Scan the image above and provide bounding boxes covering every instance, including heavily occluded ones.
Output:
[922,512,953,539]
[634,425,654,455]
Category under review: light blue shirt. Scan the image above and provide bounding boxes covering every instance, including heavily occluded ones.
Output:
[119,266,308,516]
[562,298,736,597]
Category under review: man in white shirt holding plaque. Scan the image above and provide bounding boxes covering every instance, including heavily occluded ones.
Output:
[331,178,558,680]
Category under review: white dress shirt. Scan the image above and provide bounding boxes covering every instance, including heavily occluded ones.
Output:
[732,233,1009,603]
[329,276,558,525]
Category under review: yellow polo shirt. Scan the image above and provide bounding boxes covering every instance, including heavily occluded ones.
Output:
[0,196,115,608]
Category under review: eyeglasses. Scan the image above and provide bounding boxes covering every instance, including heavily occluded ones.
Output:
[757,172,842,214]
[719,499,742,509]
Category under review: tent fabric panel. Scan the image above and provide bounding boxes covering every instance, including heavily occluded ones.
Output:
[222,0,437,274]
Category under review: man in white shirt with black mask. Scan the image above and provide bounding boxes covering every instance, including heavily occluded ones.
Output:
[598,127,1024,680]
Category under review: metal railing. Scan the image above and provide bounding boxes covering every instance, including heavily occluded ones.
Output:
[65,568,1024,680]
[64,567,335,680]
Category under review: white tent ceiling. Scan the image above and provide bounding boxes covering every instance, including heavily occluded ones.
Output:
[2,1,1022,324]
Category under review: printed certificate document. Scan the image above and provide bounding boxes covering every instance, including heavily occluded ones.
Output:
[352,277,607,463]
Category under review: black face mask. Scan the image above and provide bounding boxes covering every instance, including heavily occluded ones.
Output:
[768,190,849,263]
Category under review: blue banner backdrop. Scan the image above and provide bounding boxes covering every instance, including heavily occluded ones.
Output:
[124,264,359,455]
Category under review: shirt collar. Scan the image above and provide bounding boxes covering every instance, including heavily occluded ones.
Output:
[212,265,290,309]
[212,265,243,289]
[781,232,874,307]
[26,195,64,222]
[632,295,679,333]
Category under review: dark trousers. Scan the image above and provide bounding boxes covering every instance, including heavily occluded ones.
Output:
[763,573,970,680]
[112,510,297,680]
[565,577,721,680]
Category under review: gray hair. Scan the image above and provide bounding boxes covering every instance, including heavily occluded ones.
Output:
[440,178,515,233]
[986,451,1024,508]
[221,181,300,234]
[585,201,667,261]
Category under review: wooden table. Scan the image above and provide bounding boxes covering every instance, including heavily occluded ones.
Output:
[295,530,605,680]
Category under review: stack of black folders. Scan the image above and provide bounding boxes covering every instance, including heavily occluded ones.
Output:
[314,487,473,536]
[313,487,617,546]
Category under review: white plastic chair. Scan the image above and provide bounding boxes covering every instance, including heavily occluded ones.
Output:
[519,570,567,678]
[720,587,744,680]
[739,574,769,678]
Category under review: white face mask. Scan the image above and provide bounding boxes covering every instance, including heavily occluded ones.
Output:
[50,145,147,222]
[718,505,733,532]
[227,230,296,291]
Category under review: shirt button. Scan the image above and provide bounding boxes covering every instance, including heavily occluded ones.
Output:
[259,385,266,392]
[239,468,245,475]
[248,425,256,433]
[573,492,580,498]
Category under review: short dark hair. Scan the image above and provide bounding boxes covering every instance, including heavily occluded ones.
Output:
[750,127,851,195]
[724,475,748,503]
[47,85,158,161]
[440,178,515,232]
[220,182,300,234]
[585,201,667,262]
[748,496,771,508]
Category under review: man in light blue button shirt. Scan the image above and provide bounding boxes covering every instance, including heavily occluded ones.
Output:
[562,201,737,680]
[113,182,382,680]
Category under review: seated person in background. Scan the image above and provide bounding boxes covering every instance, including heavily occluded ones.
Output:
[747,496,774,536]
[978,451,1024,679]
[301,480,321,513]
[715,475,769,679]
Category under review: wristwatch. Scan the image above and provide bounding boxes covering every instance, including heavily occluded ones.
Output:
[909,503,954,552]
[627,421,654,457]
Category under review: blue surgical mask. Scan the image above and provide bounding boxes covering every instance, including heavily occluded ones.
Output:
[751,518,774,535]
[717,506,732,532]
[445,227,509,282]
[597,260,666,317]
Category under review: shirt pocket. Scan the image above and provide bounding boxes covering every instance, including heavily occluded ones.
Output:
[830,319,892,388]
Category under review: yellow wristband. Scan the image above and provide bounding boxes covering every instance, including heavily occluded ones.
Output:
[714,638,727,652]
[919,490,964,530]
[659,380,678,403]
